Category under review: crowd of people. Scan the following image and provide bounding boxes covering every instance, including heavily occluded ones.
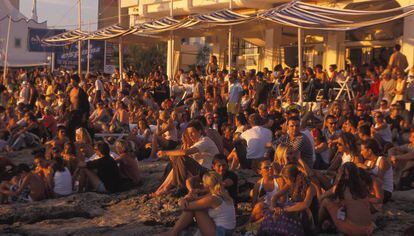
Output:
[0,43,414,235]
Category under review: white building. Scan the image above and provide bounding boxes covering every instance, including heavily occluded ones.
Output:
[0,0,49,68]
[120,0,414,73]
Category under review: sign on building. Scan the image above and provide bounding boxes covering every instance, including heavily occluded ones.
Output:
[28,28,65,52]
[55,40,105,72]
[104,41,115,74]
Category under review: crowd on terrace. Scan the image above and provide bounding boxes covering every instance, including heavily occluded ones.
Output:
[0,44,414,235]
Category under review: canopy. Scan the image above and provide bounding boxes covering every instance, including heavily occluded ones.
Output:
[259,1,414,30]
[42,29,88,44]
[42,2,414,44]
[136,17,192,34]
[187,9,254,26]
[86,24,138,40]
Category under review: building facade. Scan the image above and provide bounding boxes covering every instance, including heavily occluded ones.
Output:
[119,0,414,73]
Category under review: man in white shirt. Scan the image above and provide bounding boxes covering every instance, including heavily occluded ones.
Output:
[227,77,243,118]
[18,81,30,105]
[240,114,272,166]
[94,76,104,103]
[157,121,219,190]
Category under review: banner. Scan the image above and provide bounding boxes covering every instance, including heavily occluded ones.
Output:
[55,40,105,72]
[28,28,65,52]
[104,41,115,74]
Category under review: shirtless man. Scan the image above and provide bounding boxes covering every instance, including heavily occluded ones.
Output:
[114,140,141,186]
[68,75,90,139]
[0,164,46,203]
[69,76,80,112]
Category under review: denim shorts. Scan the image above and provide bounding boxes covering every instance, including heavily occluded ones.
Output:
[216,226,233,236]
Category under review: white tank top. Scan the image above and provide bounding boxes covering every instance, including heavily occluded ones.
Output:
[370,156,393,193]
[208,195,236,230]
[259,178,279,206]
[53,167,73,196]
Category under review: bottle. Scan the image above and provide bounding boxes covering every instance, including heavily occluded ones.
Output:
[73,180,79,192]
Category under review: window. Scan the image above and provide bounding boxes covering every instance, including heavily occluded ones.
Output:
[14,38,21,48]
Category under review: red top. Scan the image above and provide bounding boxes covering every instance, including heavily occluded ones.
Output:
[368,80,380,97]
[42,114,57,136]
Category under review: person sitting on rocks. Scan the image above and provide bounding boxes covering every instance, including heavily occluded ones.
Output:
[359,139,393,203]
[212,154,238,204]
[114,139,141,186]
[33,153,54,197]
[74,127,94,159]
[51,157,73,198]
[154,121,219,196]
[46,126,70,158]
[389,129,414,190]
[61,141,78,174]
[149,110,179,160]
[250,160,284,223]
[0,164,46,203]
[318,162,373,235]
[77,141,121,193]
[8,112,42,151]
[163,171,236,236]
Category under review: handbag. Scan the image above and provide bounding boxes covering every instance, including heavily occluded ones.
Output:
[258,209,304,236]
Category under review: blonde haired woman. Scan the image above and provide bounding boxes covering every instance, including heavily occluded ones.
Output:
[164,171,236,236]
[74,128,94,159]
[273,143,289,175]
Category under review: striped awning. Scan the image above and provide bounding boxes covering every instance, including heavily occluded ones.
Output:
[135,17,191,34]
[188,9,253,26]
[42,2,414,43]
[87,24,138,40]
[259,1,414,30]
[42,29,88,44]
[42,30,88,46]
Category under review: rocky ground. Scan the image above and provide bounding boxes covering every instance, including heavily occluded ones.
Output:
[0,150,413,235]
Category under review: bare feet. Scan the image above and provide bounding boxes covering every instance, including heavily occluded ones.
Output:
[150,186,173,197]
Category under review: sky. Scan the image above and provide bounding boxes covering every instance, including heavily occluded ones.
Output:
[20,0,99,30]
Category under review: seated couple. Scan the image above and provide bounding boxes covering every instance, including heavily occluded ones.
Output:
[76,141,140,193]
[0,164,46,203]
[162,171,236,236]
[153,120,221,196]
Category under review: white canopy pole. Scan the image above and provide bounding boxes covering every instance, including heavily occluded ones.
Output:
[298,28,303,105]
[167,0,174,81]
[170,0,174,78]
[228,0,233,71]
[118,1,124,85]
[77,0,82,76]
[87,20,91,75]
[3,16,11,80]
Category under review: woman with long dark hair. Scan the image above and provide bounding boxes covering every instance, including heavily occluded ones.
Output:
[318,162,373,235]
[360,139,393,203]
[256,164,317,236]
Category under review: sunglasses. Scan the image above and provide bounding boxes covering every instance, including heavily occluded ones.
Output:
[262,166,272,170]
